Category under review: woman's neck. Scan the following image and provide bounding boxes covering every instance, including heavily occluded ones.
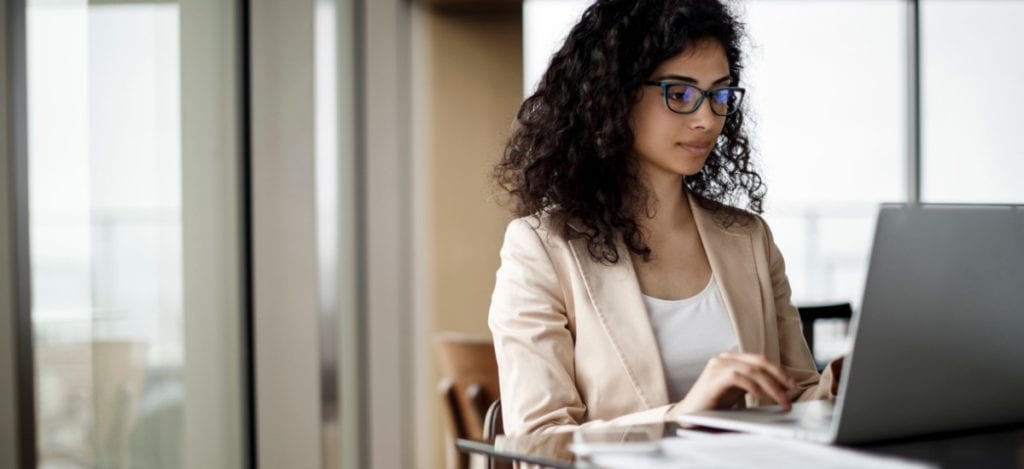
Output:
[641,171,695,234]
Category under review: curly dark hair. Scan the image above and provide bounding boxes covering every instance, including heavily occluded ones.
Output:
[494,0,765,264]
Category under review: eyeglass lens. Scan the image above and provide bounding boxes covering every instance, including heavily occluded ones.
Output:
[665,84,743,115]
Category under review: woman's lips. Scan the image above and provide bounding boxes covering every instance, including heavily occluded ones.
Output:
[678,142,713,153]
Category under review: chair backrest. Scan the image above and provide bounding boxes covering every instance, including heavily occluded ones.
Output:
[796,302,853,369]
[436,333,500,469]
[482,400,511,469]
[482,399,503,442]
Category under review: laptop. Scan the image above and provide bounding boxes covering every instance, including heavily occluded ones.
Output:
[676,204,1024,444]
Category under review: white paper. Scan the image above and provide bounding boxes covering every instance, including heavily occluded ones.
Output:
[587,434,935,469]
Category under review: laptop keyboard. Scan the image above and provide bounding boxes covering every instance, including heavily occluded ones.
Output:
[721,401,834,429]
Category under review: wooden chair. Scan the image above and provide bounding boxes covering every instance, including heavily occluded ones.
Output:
[436,333,500,469]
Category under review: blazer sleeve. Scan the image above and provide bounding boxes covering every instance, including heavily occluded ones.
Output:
[489,218,673,436]
[762,218,838,402]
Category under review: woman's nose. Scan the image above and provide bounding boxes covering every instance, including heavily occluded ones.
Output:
[687,97,716,131]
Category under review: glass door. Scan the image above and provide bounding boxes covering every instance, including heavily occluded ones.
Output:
[23,0,246,467]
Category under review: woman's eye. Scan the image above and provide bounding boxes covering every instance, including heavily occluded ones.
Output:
[668,87,696,102]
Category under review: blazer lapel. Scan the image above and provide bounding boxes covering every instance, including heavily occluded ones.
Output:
[689,196,766,355]
[567,236,670,409]
[564,196,767,408]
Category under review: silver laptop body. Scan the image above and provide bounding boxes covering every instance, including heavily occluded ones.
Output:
[677,204,1024,444]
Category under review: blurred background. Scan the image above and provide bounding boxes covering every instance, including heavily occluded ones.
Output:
[0,0,1021,468]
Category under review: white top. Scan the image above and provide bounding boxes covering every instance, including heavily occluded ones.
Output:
[642,275,739,402]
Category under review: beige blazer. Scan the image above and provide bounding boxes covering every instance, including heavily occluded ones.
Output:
[488,195,836,436]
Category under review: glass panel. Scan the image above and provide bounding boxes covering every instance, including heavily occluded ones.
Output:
[921,0,1024,204]
[26,0,244,467]
[522,0,590,97]
[742,0,907,361]
[742,0,907,309]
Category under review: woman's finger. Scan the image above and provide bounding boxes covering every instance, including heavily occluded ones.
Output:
[709,359,793,410]
[728,353,796,390]
[742,367,793,411]
[717,370,769,403]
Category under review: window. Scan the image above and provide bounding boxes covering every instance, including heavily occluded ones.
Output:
[26,1,245,466]
[921,0,1024,204]
[741,1,907,361]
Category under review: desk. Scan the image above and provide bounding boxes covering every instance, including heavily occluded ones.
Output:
[457,422,1024,468]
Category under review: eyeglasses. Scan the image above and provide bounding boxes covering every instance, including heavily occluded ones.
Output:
[643,81,746,116]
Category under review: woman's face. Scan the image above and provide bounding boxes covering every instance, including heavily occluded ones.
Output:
[631,39,731,183]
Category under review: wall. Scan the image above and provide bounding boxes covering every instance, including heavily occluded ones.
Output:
[412,3,522,468]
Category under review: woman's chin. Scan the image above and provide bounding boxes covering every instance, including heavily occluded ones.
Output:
[675,161,708,177]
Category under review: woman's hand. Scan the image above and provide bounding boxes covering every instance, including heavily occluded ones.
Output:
[668,352,796,418]
[828,356,845,396]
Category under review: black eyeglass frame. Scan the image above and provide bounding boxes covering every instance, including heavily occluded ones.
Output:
[643,80,746,116]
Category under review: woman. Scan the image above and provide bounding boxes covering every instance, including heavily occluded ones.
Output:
[489,0,840,436]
